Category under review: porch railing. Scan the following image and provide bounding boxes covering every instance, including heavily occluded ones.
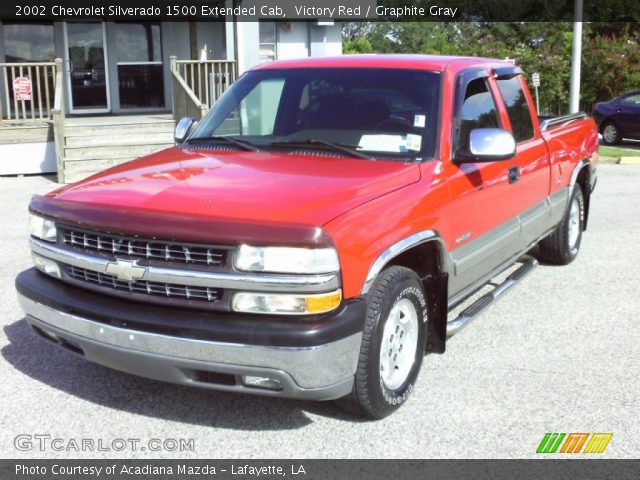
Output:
[51,58,66,182]
[169,56,237,121]
[1,61,60,121]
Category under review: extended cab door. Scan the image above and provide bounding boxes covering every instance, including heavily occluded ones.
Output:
[444,68,525,299]
[493,70,553,248]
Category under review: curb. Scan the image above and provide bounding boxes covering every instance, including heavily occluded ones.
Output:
[618,156,640,165]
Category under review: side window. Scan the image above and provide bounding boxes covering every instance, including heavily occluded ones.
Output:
[456,78,500,150]
[496,76,535,142]
[622,94,640,105]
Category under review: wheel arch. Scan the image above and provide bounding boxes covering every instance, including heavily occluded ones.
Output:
[599,117,618,133]
[361,231,450,354]
[570,158,594,231]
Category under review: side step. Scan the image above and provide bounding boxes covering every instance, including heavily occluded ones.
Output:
[446,257,539,337]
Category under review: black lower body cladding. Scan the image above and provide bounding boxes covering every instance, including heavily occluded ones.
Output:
[15,268,367,400]
[15,268,365,347]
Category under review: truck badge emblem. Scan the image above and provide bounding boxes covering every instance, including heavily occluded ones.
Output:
[455,232,472,244]
[105,259,147,282]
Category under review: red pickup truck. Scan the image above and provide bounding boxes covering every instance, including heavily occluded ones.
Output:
[17,55,598,419]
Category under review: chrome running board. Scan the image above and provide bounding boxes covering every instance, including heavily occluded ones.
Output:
[446,257,539,337]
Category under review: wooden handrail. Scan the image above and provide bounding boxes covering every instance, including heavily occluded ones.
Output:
[52,58,64,115]
[172,69,204,109]
[174,59,237,65]
[1,60,57,122]
[51,58,66,183]
[170,55,237,112]
[170,56,210,121]
[0,62,57,67]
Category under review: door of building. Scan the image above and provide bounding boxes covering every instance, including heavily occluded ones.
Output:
[63,22,111,114]
[111,22,165,110]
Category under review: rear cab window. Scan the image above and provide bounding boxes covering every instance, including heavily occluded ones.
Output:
[496,75,535,143]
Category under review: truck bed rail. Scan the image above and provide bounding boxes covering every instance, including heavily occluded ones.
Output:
[539,112,587,132]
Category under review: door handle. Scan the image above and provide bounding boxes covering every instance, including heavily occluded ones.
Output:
[508,166,520,184]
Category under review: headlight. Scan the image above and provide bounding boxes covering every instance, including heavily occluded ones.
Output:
[29,212,57,242]
[232,289,342,315]
[235,245,339,274]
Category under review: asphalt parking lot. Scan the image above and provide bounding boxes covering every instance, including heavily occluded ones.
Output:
[1,164,638,459]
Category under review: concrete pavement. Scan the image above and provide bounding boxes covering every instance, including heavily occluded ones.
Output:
[1,165,638,459]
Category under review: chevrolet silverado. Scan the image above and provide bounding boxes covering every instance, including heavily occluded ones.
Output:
[16,55,598,418]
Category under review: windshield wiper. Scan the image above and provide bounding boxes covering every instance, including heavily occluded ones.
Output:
[186,136,260,152]
[269,139,373,160]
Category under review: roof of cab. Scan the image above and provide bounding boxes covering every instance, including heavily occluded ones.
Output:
[252,54,515,74]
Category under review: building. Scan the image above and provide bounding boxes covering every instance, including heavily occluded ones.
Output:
[0,18,342,181]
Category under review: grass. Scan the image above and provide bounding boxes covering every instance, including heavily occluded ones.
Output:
[599,146,640,157]
[598,145,640,164]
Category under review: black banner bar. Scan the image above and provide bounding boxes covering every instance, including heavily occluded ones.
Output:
[1,460,639,480]
[0,0,639,22]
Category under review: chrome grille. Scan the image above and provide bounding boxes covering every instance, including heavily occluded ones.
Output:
[59,226,228,267]
[65,265,222,303]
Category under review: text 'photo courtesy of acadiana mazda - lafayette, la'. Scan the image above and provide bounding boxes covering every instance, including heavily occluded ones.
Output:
[15,55,598,419]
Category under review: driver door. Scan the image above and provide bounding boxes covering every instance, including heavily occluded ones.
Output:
[444,72,522,297]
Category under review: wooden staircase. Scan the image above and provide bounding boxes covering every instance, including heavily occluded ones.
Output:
[61,114,175,183]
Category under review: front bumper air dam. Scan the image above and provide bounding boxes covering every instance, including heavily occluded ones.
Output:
[15,269,365,400]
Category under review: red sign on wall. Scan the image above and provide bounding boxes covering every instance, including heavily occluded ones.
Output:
[13,77,32,101]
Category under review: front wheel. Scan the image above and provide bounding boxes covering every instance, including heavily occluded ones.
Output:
[537,186,585,265]
[339,266,428,419]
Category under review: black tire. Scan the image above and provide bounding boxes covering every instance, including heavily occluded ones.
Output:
[601,121,621,145]
[338,266,428,419]
[537,186,585,265]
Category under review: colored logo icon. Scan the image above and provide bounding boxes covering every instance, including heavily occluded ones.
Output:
[537,433,613,454]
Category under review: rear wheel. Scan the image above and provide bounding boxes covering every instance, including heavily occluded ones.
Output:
[601,122,621,145]
[339,266,428,419]
[537,186,585,265]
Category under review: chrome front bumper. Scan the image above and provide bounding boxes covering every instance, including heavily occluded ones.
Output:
[17,293,361,400]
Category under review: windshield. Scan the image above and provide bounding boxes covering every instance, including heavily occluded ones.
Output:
[189,68,442,160]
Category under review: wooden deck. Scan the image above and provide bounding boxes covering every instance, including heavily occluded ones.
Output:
[60,114,175,183]
[0,121,53,144]
[64,114,173,127]
[0,114,175,182]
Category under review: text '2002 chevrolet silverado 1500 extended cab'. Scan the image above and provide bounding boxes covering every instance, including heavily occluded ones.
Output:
[16,55,598,419]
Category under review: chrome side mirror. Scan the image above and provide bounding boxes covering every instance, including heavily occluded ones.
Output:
[174,117,197,144]
[456,128,516,163]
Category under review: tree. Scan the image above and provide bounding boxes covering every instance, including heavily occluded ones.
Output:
[341,22,640,114]
[581,31,640,107]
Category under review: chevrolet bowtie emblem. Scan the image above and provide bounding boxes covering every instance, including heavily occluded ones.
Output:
[105,259,147,282]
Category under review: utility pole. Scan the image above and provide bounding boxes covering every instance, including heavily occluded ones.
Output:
[569,0,583,113]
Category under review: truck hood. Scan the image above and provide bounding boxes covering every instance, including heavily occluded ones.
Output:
[36,148,420,245]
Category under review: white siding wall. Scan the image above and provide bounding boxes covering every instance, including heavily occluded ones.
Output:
[238,22,342,74]
[276,23,309,60]
[321,24,343,56]
[236,22,260,74]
